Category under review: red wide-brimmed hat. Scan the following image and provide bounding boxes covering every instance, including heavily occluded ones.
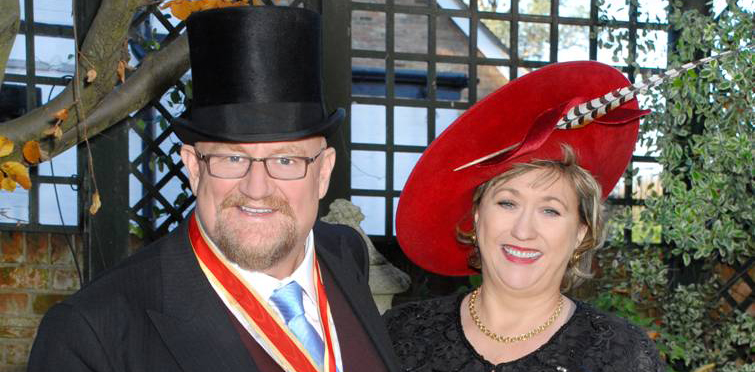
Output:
[396,61,649,276]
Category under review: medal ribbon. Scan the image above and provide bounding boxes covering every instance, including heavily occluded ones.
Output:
[189,213,337,372]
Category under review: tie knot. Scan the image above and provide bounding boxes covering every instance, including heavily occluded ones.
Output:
[270,281,306,323]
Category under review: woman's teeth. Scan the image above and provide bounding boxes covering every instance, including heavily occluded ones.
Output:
[503,246,542,258]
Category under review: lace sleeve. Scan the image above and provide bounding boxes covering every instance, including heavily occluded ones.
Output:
[623,323,667,372]
[583,308,667,372]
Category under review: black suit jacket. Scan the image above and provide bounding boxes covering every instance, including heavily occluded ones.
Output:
[27,220,399,372]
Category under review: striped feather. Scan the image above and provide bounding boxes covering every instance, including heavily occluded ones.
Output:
[555,49,742,129]
[453,47,750,172]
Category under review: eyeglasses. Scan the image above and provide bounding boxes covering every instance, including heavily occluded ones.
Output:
[194,148,326,180]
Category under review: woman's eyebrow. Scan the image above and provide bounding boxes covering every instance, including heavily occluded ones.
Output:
[542,196,569,210]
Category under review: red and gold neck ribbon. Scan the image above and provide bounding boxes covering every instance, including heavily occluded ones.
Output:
[189,213,337,372]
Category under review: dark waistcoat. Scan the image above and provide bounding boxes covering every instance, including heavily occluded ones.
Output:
[226,260,388,372]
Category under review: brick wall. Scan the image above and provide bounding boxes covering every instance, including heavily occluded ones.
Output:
[0,231,81,371]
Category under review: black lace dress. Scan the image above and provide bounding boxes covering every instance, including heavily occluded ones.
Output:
[383,292,666,372]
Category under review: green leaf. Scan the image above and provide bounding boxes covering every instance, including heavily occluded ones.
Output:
[129,223,144,239]
[469,275,482,287]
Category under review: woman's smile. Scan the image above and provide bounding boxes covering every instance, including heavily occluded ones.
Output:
[501,245,543,263]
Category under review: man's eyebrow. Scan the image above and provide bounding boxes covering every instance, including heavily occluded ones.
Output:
[204,144,306,156]
[203,143,246,153]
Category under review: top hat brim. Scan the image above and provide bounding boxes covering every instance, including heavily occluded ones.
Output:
[173,107,344,145]
[395,61,642,277]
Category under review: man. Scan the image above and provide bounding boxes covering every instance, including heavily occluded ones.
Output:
[28,6,398,372]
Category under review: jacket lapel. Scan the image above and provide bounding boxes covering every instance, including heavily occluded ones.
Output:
[314,224,400,372]
[147,221,259,372]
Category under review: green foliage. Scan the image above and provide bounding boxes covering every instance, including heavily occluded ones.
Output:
[587,1,754,371]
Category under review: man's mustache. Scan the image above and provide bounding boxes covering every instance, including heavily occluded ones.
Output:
[220,194,295,218]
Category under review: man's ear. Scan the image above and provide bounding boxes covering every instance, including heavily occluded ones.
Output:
[180,145,200,194]
[317,147,336,199]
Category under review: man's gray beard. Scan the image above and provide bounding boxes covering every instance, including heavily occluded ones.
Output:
[214,218,297,272]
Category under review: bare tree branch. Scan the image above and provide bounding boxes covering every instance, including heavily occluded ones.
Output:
[0,0,189,164]
[60,33,188,153]
[0,0,20,85]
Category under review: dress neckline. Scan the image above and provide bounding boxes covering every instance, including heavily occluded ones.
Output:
[452,290,583,369]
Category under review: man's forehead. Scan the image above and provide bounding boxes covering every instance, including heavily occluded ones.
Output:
[195,137,325,154]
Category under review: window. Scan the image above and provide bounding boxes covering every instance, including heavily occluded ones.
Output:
[1,0,79,232]
[348,0,670,242]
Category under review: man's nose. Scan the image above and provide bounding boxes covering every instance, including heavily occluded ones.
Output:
[238,161,275,199]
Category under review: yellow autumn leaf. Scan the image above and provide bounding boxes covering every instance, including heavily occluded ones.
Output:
[53,108,69,122]
[693,364,716,372]
[218,0,249,7]
[0,136,13,157]
[54,125,63,139]
[42,126,56,137]
[199,0,219,10]
[15,173,31,190]
[1,161,31,190]
[22,141,42,164]
[117,61,126,83]
[1,161,27,177]
[162,0,251,20]
[42,125,63,139]
[89,191,102,215]
[1,176,16,192]
[86,69,97,83]
[161,1,191,20]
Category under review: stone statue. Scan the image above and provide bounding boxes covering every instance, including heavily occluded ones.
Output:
[321,199,410,313]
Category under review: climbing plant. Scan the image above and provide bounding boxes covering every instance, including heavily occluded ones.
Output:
[590,1,754,371]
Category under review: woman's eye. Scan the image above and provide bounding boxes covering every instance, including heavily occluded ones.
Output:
[543,208,562,216]
[497,200,515,208]
[227,156,242,163]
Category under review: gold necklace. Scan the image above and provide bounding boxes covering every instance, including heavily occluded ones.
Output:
[468,287,564,343]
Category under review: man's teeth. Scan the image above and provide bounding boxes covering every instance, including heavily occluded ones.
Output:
[504,247,542,258]
[240,206,273,213]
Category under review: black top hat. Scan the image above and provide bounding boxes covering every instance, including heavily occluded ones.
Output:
[172,6,344,144]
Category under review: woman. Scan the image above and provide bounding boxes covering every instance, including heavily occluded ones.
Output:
[384,61,666,371]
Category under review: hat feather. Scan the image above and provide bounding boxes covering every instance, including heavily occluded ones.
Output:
[453,48,749,173]
[555,48,744,129]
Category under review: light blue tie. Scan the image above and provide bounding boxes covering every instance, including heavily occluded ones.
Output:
[270,281,325,368]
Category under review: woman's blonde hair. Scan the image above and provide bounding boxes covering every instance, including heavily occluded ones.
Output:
[456,144,606,291]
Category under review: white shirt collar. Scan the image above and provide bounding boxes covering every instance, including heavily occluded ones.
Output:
[232,230,317,305]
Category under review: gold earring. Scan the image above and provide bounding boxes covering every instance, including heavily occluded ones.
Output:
[467,246,482,270]
[570,251,583,267]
